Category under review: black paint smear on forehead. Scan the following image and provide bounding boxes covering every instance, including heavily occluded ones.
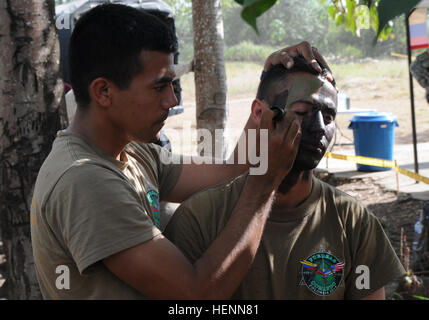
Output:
[272,90,289,109]
[271,90,289,122]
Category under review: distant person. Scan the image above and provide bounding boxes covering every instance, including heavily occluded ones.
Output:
[30,3,332,299]
[165,56,406,300]
[411,48,429,103]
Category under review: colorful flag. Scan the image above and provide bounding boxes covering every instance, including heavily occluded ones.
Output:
[409,8,429,50]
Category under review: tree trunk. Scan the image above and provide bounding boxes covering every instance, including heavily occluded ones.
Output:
[0,0,67,299]
[192,0,229,159]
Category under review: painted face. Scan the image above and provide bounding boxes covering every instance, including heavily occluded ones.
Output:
[108,50,178,143]
[276,72,337,171]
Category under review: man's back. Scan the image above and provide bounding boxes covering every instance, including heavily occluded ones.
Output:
[30,130,181,299]
[165,175,405,299]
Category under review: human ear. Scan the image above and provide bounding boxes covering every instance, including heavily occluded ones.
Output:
[251,99,268,126]
[89,78,112,108]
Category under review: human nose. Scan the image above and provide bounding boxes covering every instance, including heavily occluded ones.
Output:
[309,110,326,137]
[162,85,178,109]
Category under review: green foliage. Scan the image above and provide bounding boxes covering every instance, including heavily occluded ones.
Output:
[164,0,407,63]
[224,41,276,62]
[320,0,419,41]
[268,19,286,44]
[234,0,277,34]
[376,0,420,39]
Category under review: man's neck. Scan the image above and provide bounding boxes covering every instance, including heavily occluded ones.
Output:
[67,108,128,161]
[273,170,313,209]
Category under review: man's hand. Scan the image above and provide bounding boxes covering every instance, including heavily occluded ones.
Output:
[256,108,301,190]
[263,41,335,86]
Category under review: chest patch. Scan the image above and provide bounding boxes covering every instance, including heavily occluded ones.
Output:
[146,189,160,228]
[299,246,345,296]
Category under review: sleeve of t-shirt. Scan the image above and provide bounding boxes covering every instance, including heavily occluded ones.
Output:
[46,163,161,275]
[164,203,209,264]
[344,205,406,299]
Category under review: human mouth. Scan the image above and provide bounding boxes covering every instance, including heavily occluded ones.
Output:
[303,141,325,154]
[158,113,169,125]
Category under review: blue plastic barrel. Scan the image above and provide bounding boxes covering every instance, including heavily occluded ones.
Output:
[348,112,398,172]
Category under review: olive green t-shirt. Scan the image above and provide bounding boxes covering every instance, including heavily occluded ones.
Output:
[165,174,406,300]
[30,130,182,299]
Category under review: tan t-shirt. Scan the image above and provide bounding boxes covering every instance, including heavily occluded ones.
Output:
[30,130,182,299]
[165,174,406,300]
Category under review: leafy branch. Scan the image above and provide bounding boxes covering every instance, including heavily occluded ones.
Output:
[234,0,422,42]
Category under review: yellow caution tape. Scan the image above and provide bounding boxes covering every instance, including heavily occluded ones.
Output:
[396,166,429,185]
[325,152,395,168]
[324,152,429,185]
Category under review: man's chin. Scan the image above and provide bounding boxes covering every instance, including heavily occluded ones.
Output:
[292,159,320,172]
[130,134,158,145]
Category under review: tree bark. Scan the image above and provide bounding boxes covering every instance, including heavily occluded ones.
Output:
[192,0,229,159]
[0,0,67,299]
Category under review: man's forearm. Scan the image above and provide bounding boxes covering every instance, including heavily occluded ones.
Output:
[191,174,275,299]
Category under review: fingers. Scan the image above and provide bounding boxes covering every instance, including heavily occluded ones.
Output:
[285,115,301,152]
[312,47,331,74]
[260,108,295,143]
[293,41,322,73]
[260,108,300,146]
[275,108,293,132]
[312,48,336,88]
[276,110,300,148]
[271,41,321,72]
[263,41,336,87]
[263,50,294,71]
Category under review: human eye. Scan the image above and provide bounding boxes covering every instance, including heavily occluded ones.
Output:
[323,111,335,124]
[154,85,167,92]
[294,111,307,116]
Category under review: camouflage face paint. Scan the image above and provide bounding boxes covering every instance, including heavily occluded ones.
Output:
[275,74,338,192]
[284,76,324,110]
[270,76,324,122]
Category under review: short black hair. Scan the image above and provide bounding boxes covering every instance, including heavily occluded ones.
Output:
[69,3,178,107]
[256,56,323,106]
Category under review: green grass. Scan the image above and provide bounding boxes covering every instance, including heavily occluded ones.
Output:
[331,59,409,85]
[225,62,261,98]
[224,41,278,64]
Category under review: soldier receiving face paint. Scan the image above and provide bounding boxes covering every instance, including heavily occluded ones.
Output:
[252,59,337,193]
[165,56,405,301]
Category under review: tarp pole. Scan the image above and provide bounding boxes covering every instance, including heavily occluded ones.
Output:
[405,13,420,177]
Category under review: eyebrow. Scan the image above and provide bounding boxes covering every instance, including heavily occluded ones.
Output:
[153,75,174,85]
